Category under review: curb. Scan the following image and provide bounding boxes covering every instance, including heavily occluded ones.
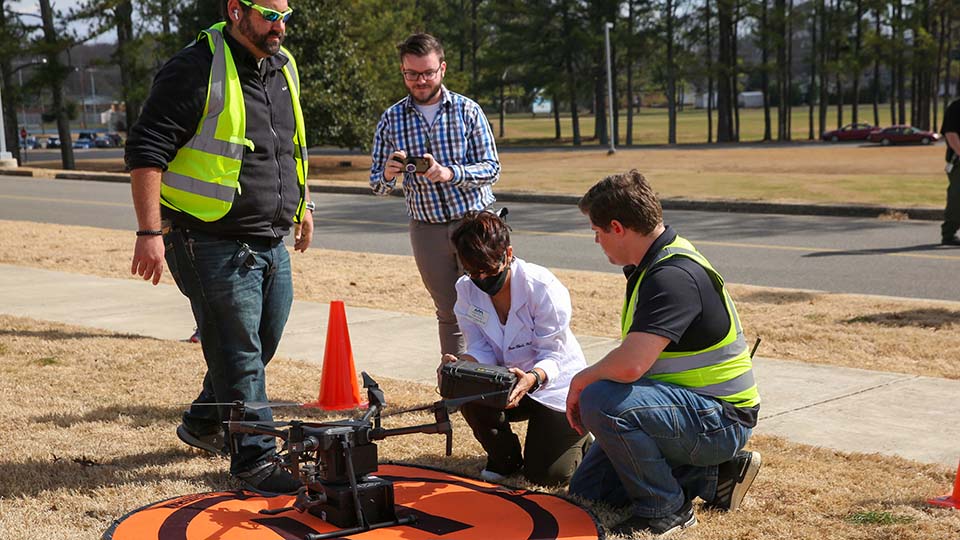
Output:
[2,167,943,221]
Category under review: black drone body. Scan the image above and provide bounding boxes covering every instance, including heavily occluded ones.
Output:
[224,372,500,540]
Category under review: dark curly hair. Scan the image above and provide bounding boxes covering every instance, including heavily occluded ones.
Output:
[452,211,510,276]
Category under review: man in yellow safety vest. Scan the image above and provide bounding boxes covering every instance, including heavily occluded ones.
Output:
[127,0,311,495]
[567,170,761,537]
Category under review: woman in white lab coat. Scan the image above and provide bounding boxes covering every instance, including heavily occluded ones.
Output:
[440,210,589,486]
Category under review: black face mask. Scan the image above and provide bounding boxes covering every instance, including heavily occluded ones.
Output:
[471,267,509,296]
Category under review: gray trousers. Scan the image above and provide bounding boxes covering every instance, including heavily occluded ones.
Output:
[409,219,465,356]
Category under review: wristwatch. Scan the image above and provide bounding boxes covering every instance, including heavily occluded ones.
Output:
[305,200,316,214]
[527,369,542,393]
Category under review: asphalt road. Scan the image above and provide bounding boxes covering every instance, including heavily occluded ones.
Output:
[2,175,958,302]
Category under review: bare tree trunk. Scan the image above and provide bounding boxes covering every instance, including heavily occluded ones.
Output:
[627,1,635,145]
[471,0,479,96]
[717,0,736,142]
[852,0,862,123]
[818,0,828,137]
[762,0,772,141]
[562,4,581,146]
[706,0,714,143]
[935,5,946,129]
[833,0,842,129]
[808,0,817,140]
[873,7,881,126]
[116,0,140,130]
[945,11,953,113]
[733,0,741,141]
[552,91,562,140]
[786,0,794,138]
[666,0,677,144]
[896,0,906,125]
[38,0,74,169]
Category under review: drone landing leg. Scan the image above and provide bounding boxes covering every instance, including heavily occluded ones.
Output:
[303,515,417,540]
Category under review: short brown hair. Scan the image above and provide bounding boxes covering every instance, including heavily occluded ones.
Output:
[452,211,510,275]
[397,33,445,63]
[578,170,662,234]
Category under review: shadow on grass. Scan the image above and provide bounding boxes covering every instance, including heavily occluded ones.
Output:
[30,403,183,427]
[845,308,960,329]
[0,448,226,498]
[0,327,147,341]
[738,290,817,304]
[802,243,946,258]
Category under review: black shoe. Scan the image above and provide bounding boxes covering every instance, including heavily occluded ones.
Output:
[176,424,228,457]
[941,235,960,246]
[704,450,761,512]
[610,499,697,537]
[235,461,301,496]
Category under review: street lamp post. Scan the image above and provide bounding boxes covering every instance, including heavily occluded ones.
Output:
[604,21,616,155]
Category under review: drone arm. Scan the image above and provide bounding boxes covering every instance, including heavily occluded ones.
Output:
[226,421,288,441]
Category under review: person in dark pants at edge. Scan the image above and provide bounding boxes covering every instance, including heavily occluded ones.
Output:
[439,210,590,486]
[127,0,313,495]
[566,170,762,537]
[369,33,500,359]
[939,98,960,246]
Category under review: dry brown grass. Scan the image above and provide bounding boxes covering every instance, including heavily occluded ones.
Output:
[30,143,944,206]
[1,315,959,540]
[3,219,960,380]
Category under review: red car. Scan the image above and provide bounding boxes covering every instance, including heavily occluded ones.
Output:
[867,125,941,145]
[821,122,879,142]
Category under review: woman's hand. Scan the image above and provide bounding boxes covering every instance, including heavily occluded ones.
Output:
[506,367,538,409]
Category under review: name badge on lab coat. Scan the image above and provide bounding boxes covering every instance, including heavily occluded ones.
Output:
[467,305,489,325]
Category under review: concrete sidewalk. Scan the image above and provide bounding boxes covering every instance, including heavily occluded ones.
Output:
[2,263,957,468]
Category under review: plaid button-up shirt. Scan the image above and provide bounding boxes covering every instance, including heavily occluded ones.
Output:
[369,86,500,223]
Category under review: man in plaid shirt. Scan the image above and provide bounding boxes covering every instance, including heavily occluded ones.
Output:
[370,33,501,357]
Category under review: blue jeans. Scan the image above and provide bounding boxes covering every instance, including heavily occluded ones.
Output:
[165,228,293,474]
[569,379,752,518]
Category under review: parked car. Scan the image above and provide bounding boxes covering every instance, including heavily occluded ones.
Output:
[93,135,114,148]
[821,123,879,142]
[45,137,60,149]
[867,125,941,145]
[73,138,93,149]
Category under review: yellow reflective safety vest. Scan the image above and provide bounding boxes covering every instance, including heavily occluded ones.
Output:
[621,235,760,409]
[161,23,309,223]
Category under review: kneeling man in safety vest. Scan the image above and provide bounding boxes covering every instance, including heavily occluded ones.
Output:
[127,0,312,495]
[566,170,761,537]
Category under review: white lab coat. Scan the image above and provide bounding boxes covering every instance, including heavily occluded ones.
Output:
[453,258,587,412]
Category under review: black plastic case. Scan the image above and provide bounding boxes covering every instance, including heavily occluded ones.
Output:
[439,361,518,409]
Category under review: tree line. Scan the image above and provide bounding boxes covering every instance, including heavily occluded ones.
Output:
[1,0,959,169]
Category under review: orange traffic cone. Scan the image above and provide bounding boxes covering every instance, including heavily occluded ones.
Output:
[928,459,960,509]
[304,300,364,410]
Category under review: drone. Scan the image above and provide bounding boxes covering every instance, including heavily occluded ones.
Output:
[214,372,511,540]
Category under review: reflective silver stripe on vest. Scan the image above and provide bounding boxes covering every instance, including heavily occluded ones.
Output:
[700,369,756,397]
[646,335,748,376]
[283,57,300,94]
[164,171,236,203]
[656,368,757,399]
[299,144,309,163]
[181,29,245,162]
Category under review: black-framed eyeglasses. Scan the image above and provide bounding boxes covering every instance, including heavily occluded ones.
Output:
[402,67,441,81]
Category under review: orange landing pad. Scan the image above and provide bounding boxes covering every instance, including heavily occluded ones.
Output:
[103,463,603,539]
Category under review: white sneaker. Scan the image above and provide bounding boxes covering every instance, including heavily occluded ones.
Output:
[479,468,508,483]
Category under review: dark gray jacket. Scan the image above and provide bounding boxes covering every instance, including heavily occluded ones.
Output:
[125,29,300,239]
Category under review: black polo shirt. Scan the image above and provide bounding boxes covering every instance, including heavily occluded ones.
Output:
[624,225,758,427]
[940,98,960,163]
